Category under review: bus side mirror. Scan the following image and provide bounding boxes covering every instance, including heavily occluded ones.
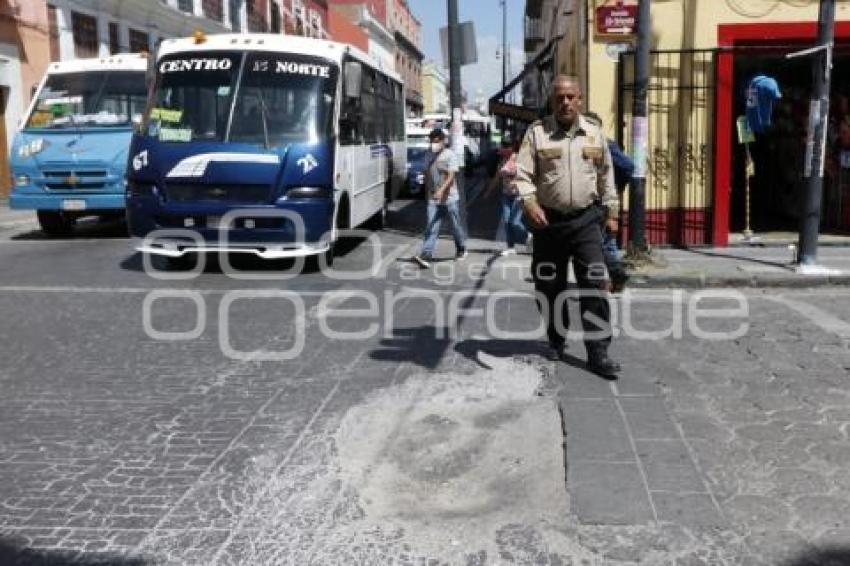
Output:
[344,62,362,99]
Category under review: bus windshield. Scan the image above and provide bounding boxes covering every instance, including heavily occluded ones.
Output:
[25,71,147,129]
[147,51,337,148]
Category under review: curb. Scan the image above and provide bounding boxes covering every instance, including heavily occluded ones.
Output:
[629,271,850,289]
[727,240,850,248]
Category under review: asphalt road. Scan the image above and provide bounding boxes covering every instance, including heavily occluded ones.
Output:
[1,187,850,565]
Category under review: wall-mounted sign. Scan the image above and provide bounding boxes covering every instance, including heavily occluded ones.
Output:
[596,4,638,38]
[605,42,632,62]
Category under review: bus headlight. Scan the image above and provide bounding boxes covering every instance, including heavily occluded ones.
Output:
[14,174,30,186]
[286,186,332,199]
[17,138,47,159]
[415,173,425,185]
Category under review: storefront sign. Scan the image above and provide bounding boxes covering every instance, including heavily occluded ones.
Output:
[596,4,638,38]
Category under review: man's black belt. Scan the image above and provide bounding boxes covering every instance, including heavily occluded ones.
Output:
[542,205,593,223]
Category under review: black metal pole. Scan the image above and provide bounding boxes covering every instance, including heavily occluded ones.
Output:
[798,0,835,267]
[628,0,650,256]
[448,0,463,115]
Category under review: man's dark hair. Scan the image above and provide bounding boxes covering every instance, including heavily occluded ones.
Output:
[428,128,446,141]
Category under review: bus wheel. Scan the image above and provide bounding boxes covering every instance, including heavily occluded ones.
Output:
[304,245,333,273]
[363,207,385,231]
[37,211,75,237]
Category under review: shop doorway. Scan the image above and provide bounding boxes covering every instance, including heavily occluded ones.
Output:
[731,46,850,235]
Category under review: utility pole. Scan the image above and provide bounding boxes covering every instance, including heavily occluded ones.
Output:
[501,0,507,90]
[447,0,463,162]
[627,0,650,257]
[797,0,835,269]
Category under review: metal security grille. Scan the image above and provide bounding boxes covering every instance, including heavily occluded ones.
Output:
[617,49,716,246]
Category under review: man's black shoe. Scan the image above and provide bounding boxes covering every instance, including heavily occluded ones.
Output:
[546,342,568,362]
[587,350,621,379]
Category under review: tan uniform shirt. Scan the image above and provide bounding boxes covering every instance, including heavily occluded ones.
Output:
[514,114,619,219]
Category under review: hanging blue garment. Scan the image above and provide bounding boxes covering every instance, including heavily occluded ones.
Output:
[745,75,782,133]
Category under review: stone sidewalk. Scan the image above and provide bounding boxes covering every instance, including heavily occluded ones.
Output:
[627,246,850,288]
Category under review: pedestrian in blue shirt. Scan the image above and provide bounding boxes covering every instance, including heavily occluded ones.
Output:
[585,112,631,292]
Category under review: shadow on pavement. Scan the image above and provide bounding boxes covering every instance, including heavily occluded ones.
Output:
[677,246,790,270]
[369,325,452,370]
[0,536,147,566]
[11,217,129,241]
[453,337,591,373]
[782,547,850,566]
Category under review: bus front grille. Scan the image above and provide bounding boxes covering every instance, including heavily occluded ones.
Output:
[163,184,271,204]
[43,170,109,191]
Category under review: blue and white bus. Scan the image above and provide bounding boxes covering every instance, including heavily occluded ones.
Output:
[126,33,406,265]
[10,55,148,236]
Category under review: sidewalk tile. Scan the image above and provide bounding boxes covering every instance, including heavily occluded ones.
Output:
[561,399,634,462]
[652,492,724,528]
[569,461,654,525]
[619,397,679,440]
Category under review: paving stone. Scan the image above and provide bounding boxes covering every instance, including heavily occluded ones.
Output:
[651,492,724,528]
[568,461,653,525]
[556,364,614,399]
[619,397,680,440]
[642,462,706,494]
[560,399,634,462]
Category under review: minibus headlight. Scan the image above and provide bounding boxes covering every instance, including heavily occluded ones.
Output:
[17,138,47,159]
[286,186,332,199]
[14,174,30,186]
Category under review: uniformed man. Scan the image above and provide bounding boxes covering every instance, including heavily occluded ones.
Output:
[514,75,621,379]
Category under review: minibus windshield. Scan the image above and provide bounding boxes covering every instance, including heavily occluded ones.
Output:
[25,71,147,129]
[147,51,337,147]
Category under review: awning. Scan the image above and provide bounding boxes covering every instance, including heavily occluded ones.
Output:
[488,34,562,123]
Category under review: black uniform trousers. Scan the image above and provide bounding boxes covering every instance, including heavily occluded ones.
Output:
[531,204,612,352]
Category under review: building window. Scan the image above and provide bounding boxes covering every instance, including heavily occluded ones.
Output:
[108,22,120,54]
[229,0,241,31]
[203,0,223,22]
[309,9,322,37]
[47,4,60,62]
[178,0,194,12]
[248,0,268,32]
[129,28,150,53]
[292,0,305,35]
[71,11,99,58]
[271,0,281,33]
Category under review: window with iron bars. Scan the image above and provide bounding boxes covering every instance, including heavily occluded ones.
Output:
[203,0,223,22]
[72,11,99,58]
[248,0,269,32]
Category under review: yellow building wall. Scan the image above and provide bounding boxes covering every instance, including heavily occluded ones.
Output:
[576,0,850,215]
